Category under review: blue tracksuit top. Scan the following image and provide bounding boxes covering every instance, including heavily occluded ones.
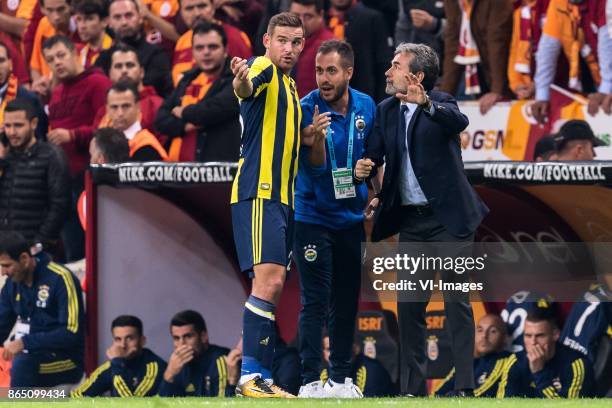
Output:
[295,87,376,229]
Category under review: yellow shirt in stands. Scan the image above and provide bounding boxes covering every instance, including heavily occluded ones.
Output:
[30,17,58,78]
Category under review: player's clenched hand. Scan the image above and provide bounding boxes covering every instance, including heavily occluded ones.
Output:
[3,339,24,359]
[225,347,242,386]
[106,343,127,360]
[355,158,375,180]
[164,345,195,382]
[527,344,547,373]
[312,105,331,141]
[231,57,249,81]
[364,197,379,220]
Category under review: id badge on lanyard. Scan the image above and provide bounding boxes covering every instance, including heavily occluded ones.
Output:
[15,317,31,340]
[327,112,357,200]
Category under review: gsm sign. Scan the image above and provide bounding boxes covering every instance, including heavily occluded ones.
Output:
[460,130,504,150]
[358,317,383,331]
[426,315,446,330]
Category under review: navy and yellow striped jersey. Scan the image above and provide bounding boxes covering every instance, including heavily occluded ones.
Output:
[498,345,595,398]
[0,254,84,362]
[434,351,512,397]
[231,56,301,207]
[560,284,612,360]
[72,348,167,397]
[501,291,557,352]
[158,344,235,397]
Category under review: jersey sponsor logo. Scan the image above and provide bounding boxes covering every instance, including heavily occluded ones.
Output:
[259,336,269,346]
[304,245,317,262]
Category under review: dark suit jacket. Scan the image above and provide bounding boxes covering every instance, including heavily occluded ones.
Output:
[365,90,488,241]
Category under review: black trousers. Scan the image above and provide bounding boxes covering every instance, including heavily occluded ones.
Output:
[397,206,475,396]
[294,221,364,384]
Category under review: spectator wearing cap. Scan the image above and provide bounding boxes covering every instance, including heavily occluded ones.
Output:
[554,119,606,161]
[440,0,513,115]
[533,135,558,162]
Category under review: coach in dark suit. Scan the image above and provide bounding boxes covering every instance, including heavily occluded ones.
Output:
[355,43,488,396]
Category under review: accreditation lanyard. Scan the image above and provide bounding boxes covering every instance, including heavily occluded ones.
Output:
[327,111,356,199]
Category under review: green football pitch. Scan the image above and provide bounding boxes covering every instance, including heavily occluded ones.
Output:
[1,398,608,407]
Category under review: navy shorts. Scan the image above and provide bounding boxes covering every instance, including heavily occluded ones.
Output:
[231,198,294,275]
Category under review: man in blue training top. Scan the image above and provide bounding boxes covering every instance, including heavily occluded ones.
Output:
[435,314,512,397]
[159,310,241,397]
[72,315,166,397]
[499,306,596,398]
[0,231,84,387]
[294,39,375,398]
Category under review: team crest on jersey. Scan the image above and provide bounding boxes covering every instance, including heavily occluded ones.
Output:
[37,285,50,308]
[304,245,317,262]
[355,115,366,139]
[427,335,439,361]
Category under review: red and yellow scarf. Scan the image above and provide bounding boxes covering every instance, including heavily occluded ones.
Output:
[454,0,481,95]
[0,74,19,126]
[168,72,215,161]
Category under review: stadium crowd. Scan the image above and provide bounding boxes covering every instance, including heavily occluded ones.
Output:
[0,0,611,399]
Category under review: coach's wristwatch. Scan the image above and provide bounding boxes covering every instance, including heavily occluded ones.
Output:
[420,95,432,112]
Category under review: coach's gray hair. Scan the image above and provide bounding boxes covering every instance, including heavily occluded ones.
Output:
[394,43,439,91]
